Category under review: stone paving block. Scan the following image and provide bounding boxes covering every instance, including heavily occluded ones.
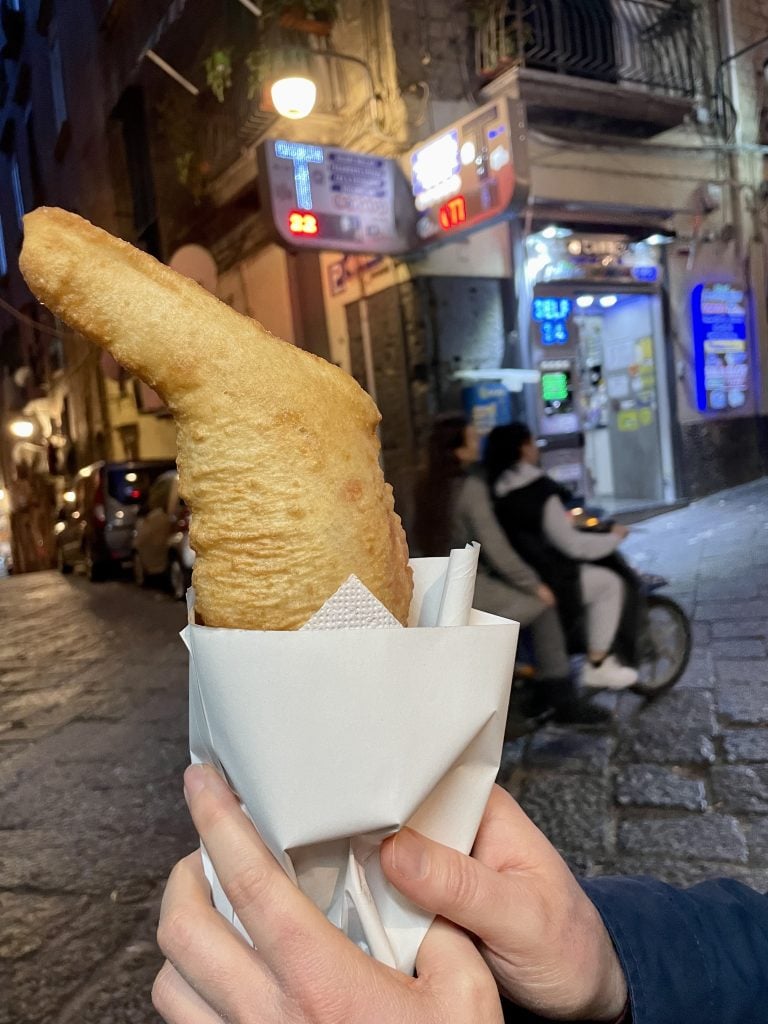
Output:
[715,659,768,685]
[525,730,614,772]
[590,858,768,893]
[617,726,716,766]
[615,765,707,811]
[697,582,759,601]
[711,765,768,813]
[717,690,768,725]
[692,621,711,645]
[632,689,716,731]
[675,657,717,689]
[618,815,748,863]
[710,639,767,659]
[744,817,768,862]
[723,728,768,763]
[518,774,613,859]
[695,600,768,622]
[711,620,768,639]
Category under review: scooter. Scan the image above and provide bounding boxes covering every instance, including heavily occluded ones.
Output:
[569,507,692,697]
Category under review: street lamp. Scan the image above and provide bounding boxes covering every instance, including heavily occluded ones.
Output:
[8,418,35,439]
[270,75,317,119]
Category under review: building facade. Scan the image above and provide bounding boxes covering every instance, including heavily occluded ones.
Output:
[1,0,767,568]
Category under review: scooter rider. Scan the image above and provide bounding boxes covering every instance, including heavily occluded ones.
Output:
[484,422,638,692]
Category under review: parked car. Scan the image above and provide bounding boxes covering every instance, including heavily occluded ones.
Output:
[132,469,194,600]
[55,459,177,580]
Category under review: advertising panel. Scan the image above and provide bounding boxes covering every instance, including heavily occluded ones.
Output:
[690,283,750,412]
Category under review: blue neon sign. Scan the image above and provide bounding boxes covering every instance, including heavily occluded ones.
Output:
[274,139,324,210]
[532,297,572,345]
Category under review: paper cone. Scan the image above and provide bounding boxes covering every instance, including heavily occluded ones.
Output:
[185,555,519,975]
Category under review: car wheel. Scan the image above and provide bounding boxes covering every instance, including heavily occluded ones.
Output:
[168,557,188,601]
[57,546,73,575]
[133,553,147,588]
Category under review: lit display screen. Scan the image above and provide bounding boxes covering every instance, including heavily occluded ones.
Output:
[541,372,569,403]
[411,130,460,209]
[532,296,572,346]
[438,195,467,230]
[288,211,319,236]
[691,283,750,412]
[259,140,409,254]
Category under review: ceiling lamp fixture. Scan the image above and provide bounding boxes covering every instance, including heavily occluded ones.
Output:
[599,295,618,308]
[575,295,594,309]
[270,75,317,119]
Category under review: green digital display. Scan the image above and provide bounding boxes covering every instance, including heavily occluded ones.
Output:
[541,372,569,403]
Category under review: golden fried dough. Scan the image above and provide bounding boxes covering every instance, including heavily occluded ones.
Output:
[20,207,412,630]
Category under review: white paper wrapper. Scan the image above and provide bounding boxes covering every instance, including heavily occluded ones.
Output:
[183,544,519,975]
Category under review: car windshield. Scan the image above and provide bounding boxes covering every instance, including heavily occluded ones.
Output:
[107,465,175,506]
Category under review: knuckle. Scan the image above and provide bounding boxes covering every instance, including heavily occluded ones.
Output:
[445,855,482,913]
[449,965,500,1016]
[157,904,198,962]
[226,859,272,915]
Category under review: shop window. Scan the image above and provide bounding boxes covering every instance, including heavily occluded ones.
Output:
[0,213,7,277]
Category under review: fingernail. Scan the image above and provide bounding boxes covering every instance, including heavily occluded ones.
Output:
[183,763,211,801]
[391,827,430,880]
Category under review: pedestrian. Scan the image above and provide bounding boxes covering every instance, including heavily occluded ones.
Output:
[154,763,768,1024]
[484,422,638,691]
[413,413,607,726]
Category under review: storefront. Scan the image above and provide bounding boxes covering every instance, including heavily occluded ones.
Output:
[521,227,677,512]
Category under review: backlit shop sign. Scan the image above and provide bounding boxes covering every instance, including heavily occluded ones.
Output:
[408,97,529,245]
[258,140,413,254]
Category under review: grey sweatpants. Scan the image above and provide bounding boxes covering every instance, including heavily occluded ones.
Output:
[580,564,625,654]
[474,575,571,680]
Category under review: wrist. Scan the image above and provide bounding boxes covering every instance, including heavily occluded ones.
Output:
[574,902,629,1022]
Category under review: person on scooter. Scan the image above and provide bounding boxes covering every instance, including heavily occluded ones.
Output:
[484,422,638,691]
[412,414,608,726]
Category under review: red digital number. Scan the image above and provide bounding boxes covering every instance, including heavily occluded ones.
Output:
[288,211,319,236]
[438,195,467,230]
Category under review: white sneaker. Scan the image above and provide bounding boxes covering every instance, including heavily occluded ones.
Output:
[582,655,638,691]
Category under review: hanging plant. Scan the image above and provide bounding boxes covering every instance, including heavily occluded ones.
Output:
[245,40,311,100]
[204,48,234,102]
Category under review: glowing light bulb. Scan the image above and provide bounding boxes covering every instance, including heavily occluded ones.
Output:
[270,76,317,120]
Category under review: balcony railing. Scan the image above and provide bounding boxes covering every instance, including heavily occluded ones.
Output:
[476,0,704,99]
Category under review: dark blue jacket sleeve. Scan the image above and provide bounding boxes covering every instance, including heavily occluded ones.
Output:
[581,876,768,1024]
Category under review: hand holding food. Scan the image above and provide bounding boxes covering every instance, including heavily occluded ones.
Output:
[152,764,504,1024]
[381,785,628,1022]
[19,207,412,630]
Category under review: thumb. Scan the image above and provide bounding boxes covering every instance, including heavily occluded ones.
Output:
[381,828,510,948]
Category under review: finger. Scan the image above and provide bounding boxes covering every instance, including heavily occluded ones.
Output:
[158,851,280,1019]
[381,814,553,952]
[183,764,356,981]
[151,960,224,1024]
[472,786,561,872]
[416,919,503,1021]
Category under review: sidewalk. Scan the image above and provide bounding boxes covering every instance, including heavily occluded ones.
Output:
[501,475,768,887]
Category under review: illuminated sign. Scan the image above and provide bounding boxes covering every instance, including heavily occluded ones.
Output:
[258,140,412,254]
[288,211,319,236]
[409,97,529,245]
[532,296,571,345]
[691,283,750,412]
[438,195,467,230]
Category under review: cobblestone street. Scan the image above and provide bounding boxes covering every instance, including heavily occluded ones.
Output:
[1,478,768,1022]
